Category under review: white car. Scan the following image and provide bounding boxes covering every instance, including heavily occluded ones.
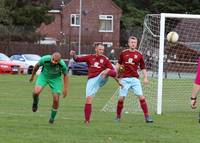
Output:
[10,54,41,74]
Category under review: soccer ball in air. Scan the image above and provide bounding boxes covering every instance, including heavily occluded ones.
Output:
[167,31,179,43]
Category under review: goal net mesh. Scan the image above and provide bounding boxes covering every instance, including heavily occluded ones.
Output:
[102,14,200,114]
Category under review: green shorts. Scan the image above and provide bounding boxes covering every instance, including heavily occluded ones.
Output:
[36,73,62,94]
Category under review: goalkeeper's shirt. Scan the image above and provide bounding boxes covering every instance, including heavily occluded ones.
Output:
[38,55,68,79]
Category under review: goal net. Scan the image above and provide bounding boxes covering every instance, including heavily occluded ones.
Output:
[101,13,200,114]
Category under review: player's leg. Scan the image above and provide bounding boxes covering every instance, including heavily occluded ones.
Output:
[84,75,104,124]
[32,86,44,112]
[116,96,125,121]
[131,78,153,123]
[101,68,116,79]
[99,72,109,87]
[32,74,46,112]
[116,78,130,121]
[48,77,62,124]
[84,96,93,124]
[49,93,60,124]
[138,96,153,123]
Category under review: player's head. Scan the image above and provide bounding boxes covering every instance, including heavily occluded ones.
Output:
[128,36,138,50]
[51,52,61,64]
[94,42,104,55]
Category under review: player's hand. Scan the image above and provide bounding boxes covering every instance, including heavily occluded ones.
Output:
[191,98,197,109]
[29,76,34,82]
[70,50,76,56]
[143,78,149,85]
[62,88,68,98]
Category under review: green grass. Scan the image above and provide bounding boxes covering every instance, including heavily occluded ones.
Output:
[0,75,200,143]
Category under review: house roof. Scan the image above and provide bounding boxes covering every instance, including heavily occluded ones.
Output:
[50,0,122,13]
[111,0,122,13]
[50,0,72,10]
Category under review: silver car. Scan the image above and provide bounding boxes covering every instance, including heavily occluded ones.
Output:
[10,54,41,74]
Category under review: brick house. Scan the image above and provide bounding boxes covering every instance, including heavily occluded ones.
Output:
[37,0,122,50]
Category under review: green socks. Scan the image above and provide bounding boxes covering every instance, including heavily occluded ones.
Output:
[50,108,58,121]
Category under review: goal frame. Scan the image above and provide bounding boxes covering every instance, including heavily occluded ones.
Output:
[157,13,200,114]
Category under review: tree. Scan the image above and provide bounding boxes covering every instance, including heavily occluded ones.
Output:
[113,0,200,46]
[113,0,146,46]
[0,0,53,42]
[0,0,12,25]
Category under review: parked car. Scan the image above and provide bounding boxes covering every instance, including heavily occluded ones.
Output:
[68,58,88,75]
[10,54,41,74]
[0,53,21,74]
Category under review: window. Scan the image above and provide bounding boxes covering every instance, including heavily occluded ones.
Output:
[70,14,80,26]
[10,55,22,61]
[99,15,113,32]
[103,42,113,48]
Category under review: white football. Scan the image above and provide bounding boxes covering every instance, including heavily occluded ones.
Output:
[167,31,179,43]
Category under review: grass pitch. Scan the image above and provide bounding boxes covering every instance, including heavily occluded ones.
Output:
[0,75,200,143]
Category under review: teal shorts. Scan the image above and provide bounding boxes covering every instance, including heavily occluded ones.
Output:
[36,73,62,94]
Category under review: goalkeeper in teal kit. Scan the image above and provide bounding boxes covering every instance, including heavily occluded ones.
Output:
[29,52,68,124]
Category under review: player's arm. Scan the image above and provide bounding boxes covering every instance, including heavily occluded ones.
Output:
[115,63,120,72]
[115,52,125,75]
[141,69,149,84]
[70,50,77,60]
[61,61,69,98]
[70,50,88,62]
[62,73,68,98]
[112,63,124,87]
[140,56,149,84]
[29,63,40,82]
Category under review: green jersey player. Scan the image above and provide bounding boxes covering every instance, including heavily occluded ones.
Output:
[29,52,68,124]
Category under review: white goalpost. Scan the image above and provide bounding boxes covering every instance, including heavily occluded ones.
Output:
[102,13,200,115]
[157,13,200,114]
[140,13,200,114]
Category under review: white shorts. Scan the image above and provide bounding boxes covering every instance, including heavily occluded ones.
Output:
[119,77,143,96]
[86,73,108,97]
